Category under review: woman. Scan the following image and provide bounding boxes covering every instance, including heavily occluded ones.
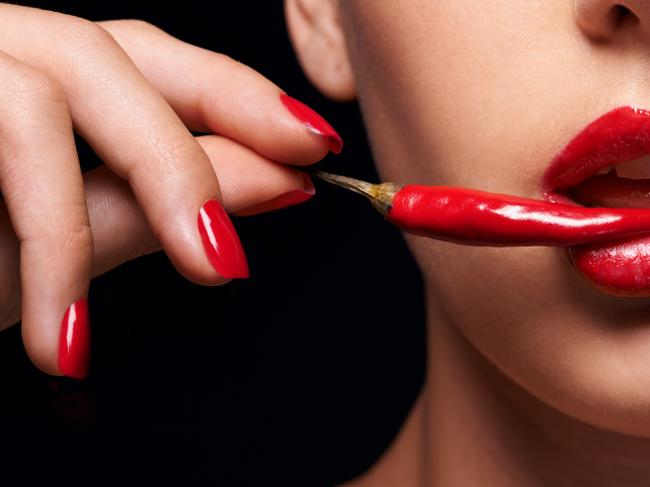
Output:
[288,1,650,485]
[1,0,649,484]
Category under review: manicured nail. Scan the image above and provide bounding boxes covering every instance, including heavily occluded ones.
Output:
[198,199,249,279]
[58,297,90,379]
[234,173,316,216]
[280,93,343,154]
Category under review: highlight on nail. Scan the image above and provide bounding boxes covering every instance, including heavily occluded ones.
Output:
[57,297,90,379]
[197,198,249,279]
[280,93,343,154]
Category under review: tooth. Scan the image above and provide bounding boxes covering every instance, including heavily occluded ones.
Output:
[597,165,614,175]
[614,155,650,179]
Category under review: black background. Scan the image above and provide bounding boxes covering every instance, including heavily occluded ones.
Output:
[0,2,425,485]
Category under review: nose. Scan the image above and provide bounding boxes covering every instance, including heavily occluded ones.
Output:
[575,0,650,41]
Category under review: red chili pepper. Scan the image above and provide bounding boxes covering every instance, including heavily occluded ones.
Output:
[312,171,650,247]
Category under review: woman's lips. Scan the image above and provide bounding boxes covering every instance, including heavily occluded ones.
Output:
[542,106,650,296]
[568,171,650,208]
[543,106,650,196]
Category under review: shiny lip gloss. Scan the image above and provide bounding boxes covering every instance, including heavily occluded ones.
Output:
[542,106,650,296]
[543,106,650,198]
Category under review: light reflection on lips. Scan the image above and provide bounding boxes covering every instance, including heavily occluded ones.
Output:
[542,106,650,200]
[541,106,650,297]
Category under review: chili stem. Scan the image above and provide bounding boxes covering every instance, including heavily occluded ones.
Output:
[309,170,400,214]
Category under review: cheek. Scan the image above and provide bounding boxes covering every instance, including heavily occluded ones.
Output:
[342,0,607,196]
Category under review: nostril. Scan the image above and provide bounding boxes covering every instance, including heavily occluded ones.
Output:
[575,2,645,41]
[613,4,639,27]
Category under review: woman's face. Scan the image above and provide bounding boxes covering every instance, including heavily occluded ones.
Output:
[334,1,650,436]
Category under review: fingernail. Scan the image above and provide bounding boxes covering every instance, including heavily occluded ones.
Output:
[198,199,249,279]
[58,297,90,379]
[234,173,316,216]
[280,93,343,154]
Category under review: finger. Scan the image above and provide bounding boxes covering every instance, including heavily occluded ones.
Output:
[88,135,316,276]
[0,50,92,378]
[0,134,315,333]
[196,136,316,217]
[97,20,343,165]
[0,5,247,285]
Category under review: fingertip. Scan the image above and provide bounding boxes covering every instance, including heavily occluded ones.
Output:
[326,132,344,155]
[279,93,344,156]
[22,335,58,377]
[21,294,91,379]
[179,269,235,287]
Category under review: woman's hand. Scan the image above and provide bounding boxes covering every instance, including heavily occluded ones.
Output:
[0,7,341,377]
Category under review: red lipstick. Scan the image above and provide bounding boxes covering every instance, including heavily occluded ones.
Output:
[543,107,650,196]
[543,106,650,296]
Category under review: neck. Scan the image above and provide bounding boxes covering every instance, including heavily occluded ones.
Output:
[346,284,650,487]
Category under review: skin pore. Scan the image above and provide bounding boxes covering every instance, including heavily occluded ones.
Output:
[286,0,650,485]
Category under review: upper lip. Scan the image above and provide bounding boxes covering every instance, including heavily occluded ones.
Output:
[542,106,650,198]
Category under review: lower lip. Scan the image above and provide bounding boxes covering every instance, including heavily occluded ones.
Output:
[568,236,650,296]
[556,175,650,296]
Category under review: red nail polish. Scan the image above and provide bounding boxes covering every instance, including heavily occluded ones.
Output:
[280,93,343,154]
[198,199,249,278]
[234,173,316,216]
[58,297,90,379]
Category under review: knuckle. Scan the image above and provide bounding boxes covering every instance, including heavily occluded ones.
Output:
[0,68,68,162]
[5,68,64,105]
[97,19,171,53]
[210,52,240,68]
[19,205,94,261]
[111,18,163,36]
[60,218,94,256]
[51,16,122,71]
[131,133,203,183]
[61,15,117,47]
[206,52,255,83]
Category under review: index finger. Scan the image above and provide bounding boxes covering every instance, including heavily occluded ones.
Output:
[98,20,343,165]
[0,6,251,285]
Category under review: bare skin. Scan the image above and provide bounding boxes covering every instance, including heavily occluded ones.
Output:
[286,0,650,485]
[0,6,336,376]
[6,1,650,482]
[345,290,650,486]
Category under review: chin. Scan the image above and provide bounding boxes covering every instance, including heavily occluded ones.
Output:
[413,235,650,438]
[495,312,650,438]
[536,369,650,438]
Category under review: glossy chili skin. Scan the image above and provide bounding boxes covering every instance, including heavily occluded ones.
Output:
[386,185,650,246]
